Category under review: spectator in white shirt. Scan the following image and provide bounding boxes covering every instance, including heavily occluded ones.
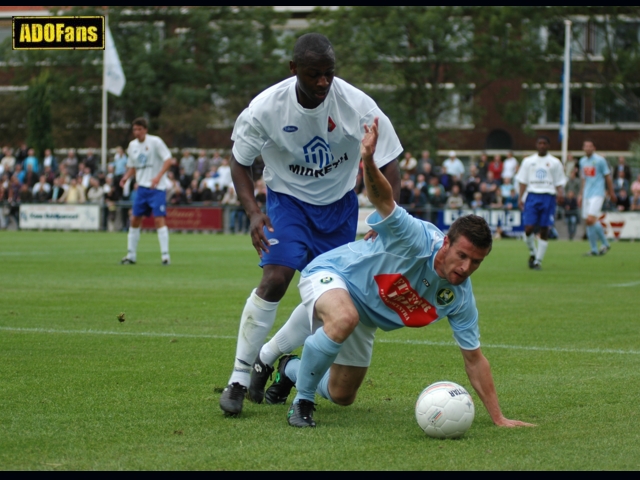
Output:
[502,152,519,183]
[442,151,465,178]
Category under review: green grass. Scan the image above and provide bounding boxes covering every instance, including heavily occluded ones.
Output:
[1,231,639,471]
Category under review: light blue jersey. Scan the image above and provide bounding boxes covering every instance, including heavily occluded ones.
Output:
[580,154,610,200]
[303,206,481,350]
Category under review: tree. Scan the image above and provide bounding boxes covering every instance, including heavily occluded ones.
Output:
[0,91,28,147]
[306,6,551,157]
[1,6,289,150]
[26,71,54,159]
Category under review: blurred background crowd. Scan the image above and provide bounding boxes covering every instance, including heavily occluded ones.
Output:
[3,143,639,235]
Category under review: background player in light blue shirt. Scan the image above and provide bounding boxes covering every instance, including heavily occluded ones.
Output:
[579,140,617,256]
[257,118,536,430]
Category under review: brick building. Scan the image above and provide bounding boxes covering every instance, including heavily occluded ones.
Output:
[1,6,638,162]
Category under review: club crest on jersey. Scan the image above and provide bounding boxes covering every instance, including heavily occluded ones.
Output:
[283,126,299,133]
[328,116,336,133]
[303,137,334,169]
[320,277,334,285]
[436,289,455,307]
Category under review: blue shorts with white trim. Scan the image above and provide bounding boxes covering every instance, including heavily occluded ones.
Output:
[260,188,358,272]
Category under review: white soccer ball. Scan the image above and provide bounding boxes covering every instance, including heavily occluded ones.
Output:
[415,381,475,439]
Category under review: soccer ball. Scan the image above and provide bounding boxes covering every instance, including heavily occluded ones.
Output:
[415,381,475,439]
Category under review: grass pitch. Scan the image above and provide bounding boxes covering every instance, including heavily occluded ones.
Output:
[1,231,639,471]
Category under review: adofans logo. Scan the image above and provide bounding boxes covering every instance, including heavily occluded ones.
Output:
[13,16,105,50]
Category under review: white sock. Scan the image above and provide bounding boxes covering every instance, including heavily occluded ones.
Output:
[525,234,537,257]
[127,228,141,261]
[536,240,548,265]
[157,226,170,261]
[229,289,279,387]
[260,304,312,367]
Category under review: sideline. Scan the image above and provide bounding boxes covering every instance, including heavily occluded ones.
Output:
[2,326,640,356]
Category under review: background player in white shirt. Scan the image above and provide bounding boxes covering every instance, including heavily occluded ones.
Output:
[119,118,175,266]
[516,137,566,271]
[220,33,403,417]
[258,119,535,430]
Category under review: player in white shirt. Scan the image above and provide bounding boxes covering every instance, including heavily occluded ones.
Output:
[515,137,566,271]
[119,118,176,266]
[220,33,403,417]
[257,119,535,429]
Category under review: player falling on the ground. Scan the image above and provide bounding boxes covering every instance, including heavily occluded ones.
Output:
[254,118,535,430]
[119,117,175,266]
[516,136,566,271]
[578,140,616,257]
[219,33,403,417]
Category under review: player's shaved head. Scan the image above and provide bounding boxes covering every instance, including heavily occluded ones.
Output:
[293,33,335,66]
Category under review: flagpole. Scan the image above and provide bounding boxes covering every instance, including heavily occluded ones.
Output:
[561,19,572,166]
[101,14,109,173]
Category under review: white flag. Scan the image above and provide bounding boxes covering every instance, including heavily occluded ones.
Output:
[105,26,126,97]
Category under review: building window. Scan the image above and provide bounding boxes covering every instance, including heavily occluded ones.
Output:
[542,21,589,58]
[613,21,640,51]
[436,91,474,128]
[594,88,640,124]
[528,88,584,125]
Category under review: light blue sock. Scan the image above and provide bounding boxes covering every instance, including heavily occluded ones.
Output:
[293,328,342,404]
[586,225,598,254]
[284,357,301,384]
[316,371,333,402]
[284,358,333,402]
[594,222,610,248]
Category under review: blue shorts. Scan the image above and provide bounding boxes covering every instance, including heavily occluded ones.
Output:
[132,187,167,218]
[260,188,359,272]
[523,193,556,228]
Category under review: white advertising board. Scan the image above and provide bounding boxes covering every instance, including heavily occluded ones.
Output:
[19,205,101,231]
[601,212,640,240]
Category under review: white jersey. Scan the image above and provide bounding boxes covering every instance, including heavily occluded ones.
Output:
[231,76,403,206]
[515,154,566,195]
[127,134,173,191]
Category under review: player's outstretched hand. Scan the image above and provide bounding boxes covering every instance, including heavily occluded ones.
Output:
[249,211,274,259]
[494,417,537,428]
[361,118,379,161]
[364,230,379,242]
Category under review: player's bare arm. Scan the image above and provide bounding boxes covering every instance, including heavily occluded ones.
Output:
[556,186,564,207]
[230,155,273,258]
[518,183,527,211]
[151,158,176,189]
[461,347,536,428]
[380,159,401,204]
[361,118,395,219]
[363,158,402,241]
[120,167,136,189]
[606,174,617,205]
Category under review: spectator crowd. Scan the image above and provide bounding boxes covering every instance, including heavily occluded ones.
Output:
[0,144,267,232]
[1,143,637,233]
